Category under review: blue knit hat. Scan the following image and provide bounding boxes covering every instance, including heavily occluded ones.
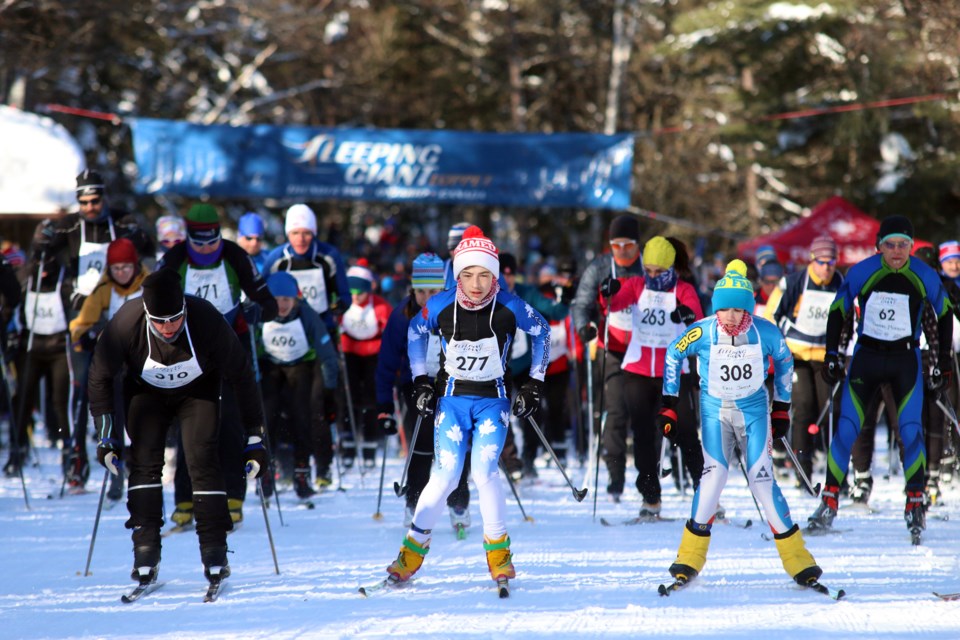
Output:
[238,212,265,238]
[712,260,755,311]
[267,271,300,298]
[411,253,445,289]
[347,265,375,294]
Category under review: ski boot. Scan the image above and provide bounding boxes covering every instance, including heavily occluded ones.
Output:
[201,545,231,581]
[294,467,317,499]
[171,502,194,528]
[669,520,711,581]
[449,505,471,539]
[638,501,662,522]
[773,524,822,585]
[228,498,244,525]
[905,489,926,544]
[387,535,429,582]
[850,472,873,507]
[484,533,516,581]
[925,471,941,507]
[315,467,333,490]
[131,545,161,583]
[807,485,839,532]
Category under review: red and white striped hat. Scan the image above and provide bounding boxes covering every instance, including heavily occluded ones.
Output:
[939,240,960,263]
[453,226,499,280]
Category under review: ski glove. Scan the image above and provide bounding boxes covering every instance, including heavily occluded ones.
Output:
[598,276,621,299]
[512,380,543,419]
[928,361,951,392]
[377,403,398,435]
[244,436,267,479]
[670,305,697,326]
[771,401,791,440]
[96,430,122,477]
[321,388,338,425]
[578,323,598,344]
[657,395,680,442]
[821,352,845,384]
[413,375,436,416]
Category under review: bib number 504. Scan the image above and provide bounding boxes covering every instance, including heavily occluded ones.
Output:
[719,363,752,382]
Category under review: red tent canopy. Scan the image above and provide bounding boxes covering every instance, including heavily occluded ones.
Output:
[738,196,880,267]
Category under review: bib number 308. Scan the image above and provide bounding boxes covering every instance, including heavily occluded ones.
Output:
[719,363,752,382]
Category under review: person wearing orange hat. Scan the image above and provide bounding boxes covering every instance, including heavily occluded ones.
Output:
[764,235,844,493]
[378,226,550,594]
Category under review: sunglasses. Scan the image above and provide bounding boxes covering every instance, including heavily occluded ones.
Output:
[189,234,221,247]
[78,197,102,207]
[144,302,185,325]
[610,240,638,250]
[882,240,911,251]
[814,258,837,266]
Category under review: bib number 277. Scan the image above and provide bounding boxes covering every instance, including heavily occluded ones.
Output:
[456,355,489,372]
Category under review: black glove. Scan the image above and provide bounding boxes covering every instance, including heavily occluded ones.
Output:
[657,395,680,441]
[413,375,436,416]
[599,276,621,298]
[821,352,845,384]
[558,285,575,305]
[32,219,56,254]
[771,401,791,440]
[377,403,398,435]
[77,330,99,351]
[670,305,696,326]
[322,388,338,424]
[96,440,122,475]
[578,324,598,344]
[244,435,267,479]
[512,379,543,418]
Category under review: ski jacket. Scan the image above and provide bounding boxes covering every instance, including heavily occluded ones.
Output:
[257,301,338,389]
[375,296,420,406]
[340,293,392,357]
[261,239,350,325]
[68,265,150,343]
[571,253,643,353]
[766,265,843,363]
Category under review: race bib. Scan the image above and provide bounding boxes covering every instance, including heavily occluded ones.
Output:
[862,292,911,341]
[262,319,310,362]
[794,288,834,337]
[290,268,329,314]
[185,264,234,315]
[708,342,764,400]
[444,336,504,382]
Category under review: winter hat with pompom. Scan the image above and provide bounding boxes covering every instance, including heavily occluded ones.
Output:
[453,226,499,280]
[712,259,755,311]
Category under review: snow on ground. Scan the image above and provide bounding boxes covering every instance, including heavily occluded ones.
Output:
[2,427,960,640]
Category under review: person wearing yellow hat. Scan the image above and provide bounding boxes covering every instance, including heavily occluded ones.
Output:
[598,236,705,518]
[657,260,826,594]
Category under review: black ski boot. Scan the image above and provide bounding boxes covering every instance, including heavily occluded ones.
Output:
[131,545,161,583]
[201,545,231,582]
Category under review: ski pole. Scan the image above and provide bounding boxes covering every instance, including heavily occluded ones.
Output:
[526,415,587,501]
[394,413,424,497]
[658,437,672,479]
[813,380,841,432]
[0,341,30,510]
[373,433,389,520]
[499,459,534,522]
[935,395,960,441]
[247,328,285,527]
[256,477,280,575]
[779,436,822,496]
[584,338,595,484]
[82,469,110,576]
[591,318,610,520]
[337,347,366,484]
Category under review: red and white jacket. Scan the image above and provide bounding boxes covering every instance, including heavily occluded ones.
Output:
[340,293,392,357]
[545,315,583,376]
[608,277,703,377]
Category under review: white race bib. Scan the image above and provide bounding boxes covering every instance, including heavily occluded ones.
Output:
[794,286,834,337]
[290,268,328,314]
[708,341,764,400]
[76,218,115,297]
[140,322,204,389]
[608,306,633,331]
[262,318,310,362]
[25,290,67,335]
[342,302,379,340]
[549,321,568,363]
[185,264,234,315]
[862,291,912,341]
[445,335,504,382]
[631,288,678,348]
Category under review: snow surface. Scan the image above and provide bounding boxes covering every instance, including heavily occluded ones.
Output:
[3,428,960,640]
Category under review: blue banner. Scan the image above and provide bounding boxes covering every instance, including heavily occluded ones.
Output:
[129,118,633,209]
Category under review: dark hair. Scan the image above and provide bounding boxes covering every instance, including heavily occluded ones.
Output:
[665,237,695,285]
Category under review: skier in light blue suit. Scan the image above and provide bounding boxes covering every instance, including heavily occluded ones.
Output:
[381,226,549,589]
[659,259,823,591]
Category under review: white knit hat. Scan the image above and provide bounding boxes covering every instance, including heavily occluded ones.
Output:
[285,204,317,236]
[453,226,499,280]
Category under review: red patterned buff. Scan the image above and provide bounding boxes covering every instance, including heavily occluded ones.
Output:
[453,226,499,280]
[718,310,753,337]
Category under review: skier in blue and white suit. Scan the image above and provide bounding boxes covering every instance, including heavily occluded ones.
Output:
[382,226,549,588]
[659,259,823,590]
